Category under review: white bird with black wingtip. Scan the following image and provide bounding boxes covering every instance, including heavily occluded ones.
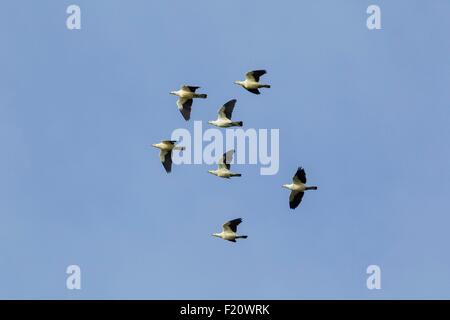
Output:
[208,149,241,179]
[208,99,243,128]
[212,218,248,243]
[234,70,271,95]
[282,167,318,209]
[151,140,185,173]
[170,85,207,121]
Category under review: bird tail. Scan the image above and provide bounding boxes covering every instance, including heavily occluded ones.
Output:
[231,173,242,177]
[237,235,248,239]
[194,93,207,99]
[306,186,318,190]
[232,121,243,127]
[174,146,185,151]
[261,84,271,88]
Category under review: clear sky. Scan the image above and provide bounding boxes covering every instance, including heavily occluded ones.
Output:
[1,0,450,299]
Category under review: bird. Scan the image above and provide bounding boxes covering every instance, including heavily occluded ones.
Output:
[170,85,207,121]
[234,70,270,95]
[208,149,242,179]
[208,99,243,128]
[212,218,248,243]
[282,167,318,209]
[151,140,185,173]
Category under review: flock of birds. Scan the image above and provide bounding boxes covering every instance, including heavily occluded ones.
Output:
[152,70,318,243]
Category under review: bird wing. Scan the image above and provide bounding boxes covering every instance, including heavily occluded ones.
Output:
[289,191,304,209]
[218,149,234,170]
[177,98,193,121]
[161,140,176,145]
[160,150,173,173]
[245,70,266,82]
[223,218,242,233]
[246,88,260,95]
[293,167,307,184]
[181,85,200,92]
[218,99,236,120]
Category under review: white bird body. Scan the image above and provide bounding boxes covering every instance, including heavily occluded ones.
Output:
[209,118,233,127]
[208,99,243,128]
[208,168,241,178]
[282,182,307,192]
[152,141,177,152]
[282,167,318,210]
[235,79,269,90]
[208,119,243,128]
[171,89,203,99]
[235,70,270,94]
[208,150,241,179]
[213,218,248,243]
[213,231,238,241]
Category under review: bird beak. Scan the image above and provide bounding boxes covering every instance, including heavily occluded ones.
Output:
[233,81,239,85]
[282,184,288,189]
[169,91,176,95]
[151,144,157,148]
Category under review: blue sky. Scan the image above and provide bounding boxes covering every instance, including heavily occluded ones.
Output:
[1,0,450,299]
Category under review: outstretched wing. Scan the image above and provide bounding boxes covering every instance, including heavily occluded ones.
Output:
[161,140,176,145]
[245,70,266,82]
[181,85,200,92]
[177,98,193,121]
[218,149,234,170]
[160,150,173,173]
[223,218,242,233]
[289,191,304,209]
[246,88,260,95]
[293,167,307,184]
[218,99,237,120]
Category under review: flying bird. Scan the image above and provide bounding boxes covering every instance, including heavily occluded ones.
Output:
[282,167,318,209]
[170,85,207,121]
[151,140,185,173]
[208,149,241,179]
[212,218,248,243]
[208,99,243,128]
[234,70,270,95]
